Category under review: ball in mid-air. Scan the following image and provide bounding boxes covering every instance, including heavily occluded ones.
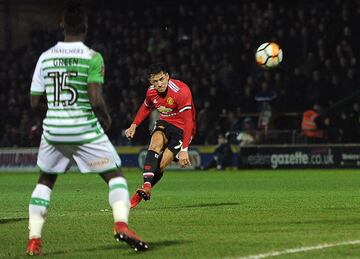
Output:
[255,42,283,68]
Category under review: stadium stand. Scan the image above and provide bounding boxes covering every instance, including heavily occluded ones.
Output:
[0,0,360,147]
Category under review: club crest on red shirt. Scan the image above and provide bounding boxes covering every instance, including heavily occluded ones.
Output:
[167,97,174,105]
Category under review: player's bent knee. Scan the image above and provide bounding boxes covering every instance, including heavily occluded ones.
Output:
[149,132,167,152]
[148,141,164,153]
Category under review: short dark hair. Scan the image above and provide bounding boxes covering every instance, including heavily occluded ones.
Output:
[146,63,167,78]
[62,1,87,35]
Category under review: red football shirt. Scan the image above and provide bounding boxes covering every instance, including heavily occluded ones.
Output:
[133,78,196,148]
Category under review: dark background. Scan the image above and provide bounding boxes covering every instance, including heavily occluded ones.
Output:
[1,0,360,147]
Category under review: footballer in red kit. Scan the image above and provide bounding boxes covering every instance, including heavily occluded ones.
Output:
[125,63,196,208]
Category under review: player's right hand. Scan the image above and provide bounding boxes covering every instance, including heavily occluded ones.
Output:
[125,124,137,140]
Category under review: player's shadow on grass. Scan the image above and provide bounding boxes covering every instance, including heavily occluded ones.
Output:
[184,202,240,208]
[153,202,240,210]
[162,202,240,210]
[44,240,188,256]
[0,217,28,224]
[149,240,190,250]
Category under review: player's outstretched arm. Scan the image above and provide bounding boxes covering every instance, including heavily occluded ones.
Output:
[125,124,137,140]
[125,102,152,140]
[88,83,112,131]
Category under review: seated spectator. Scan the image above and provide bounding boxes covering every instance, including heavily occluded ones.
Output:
[201,134,233,171]
[236,117,256,146]
[236,117,256,168]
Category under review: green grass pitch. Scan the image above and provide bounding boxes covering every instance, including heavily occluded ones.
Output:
[2,169,360,258]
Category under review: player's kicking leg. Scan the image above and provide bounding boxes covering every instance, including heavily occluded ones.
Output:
[135,149,160,201]
[131,131,165,207]
[100,171,149,251]
[130,168,163,208]
[131,148,174,209]
[26,173,57,256]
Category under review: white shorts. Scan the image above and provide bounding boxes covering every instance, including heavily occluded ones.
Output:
[37,135,121,174]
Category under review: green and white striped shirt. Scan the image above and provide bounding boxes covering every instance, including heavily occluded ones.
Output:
[30,42,106,144]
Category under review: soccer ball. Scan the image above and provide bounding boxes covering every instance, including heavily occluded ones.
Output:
[255,42,283,68]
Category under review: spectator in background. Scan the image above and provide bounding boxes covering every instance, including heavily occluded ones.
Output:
[349,102,360,142]
[301,104,330,143]
[257,102,276,139]
[336,111,357,143]
[201,134,233,171]
[2,0,360,146]
[226,111,242,134]
[204,120,223,145]
[236,117,256,168]
[327,74,341,105]
[196,101,213,144]
[237,117,256,146]
[341,68,358,96]
[147,28,169,55]
[289,67,308,110]
[306,70,325,106]
[255,82,277,132]
[254,82,277,112]
[240,84,257,113]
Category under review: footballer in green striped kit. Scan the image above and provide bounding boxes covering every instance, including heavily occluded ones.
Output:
[26,2,148,256]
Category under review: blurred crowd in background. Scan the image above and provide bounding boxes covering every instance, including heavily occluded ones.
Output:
[1,0,360,147]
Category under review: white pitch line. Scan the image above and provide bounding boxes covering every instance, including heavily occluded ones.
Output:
[235,240,360,259]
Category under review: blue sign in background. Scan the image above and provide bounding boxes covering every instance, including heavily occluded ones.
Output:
[118,152,238,168]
